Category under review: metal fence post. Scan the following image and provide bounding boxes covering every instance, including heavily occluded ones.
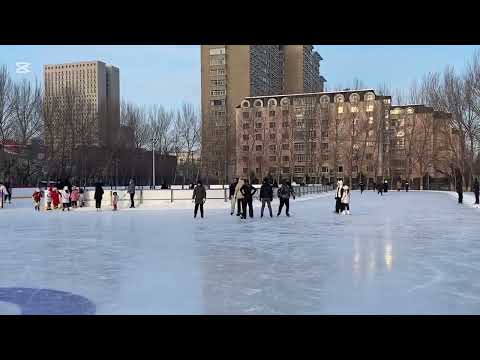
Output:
[224,188,227,202]
[171,188,174,203]
[1,191,3,208]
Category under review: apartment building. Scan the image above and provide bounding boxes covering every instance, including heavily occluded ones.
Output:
[235,90,390,185]
[386,105,458,190]
[200,45,326,183]
[43,61,120,149]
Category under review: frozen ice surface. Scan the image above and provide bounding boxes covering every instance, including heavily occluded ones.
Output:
[1,190,479,314]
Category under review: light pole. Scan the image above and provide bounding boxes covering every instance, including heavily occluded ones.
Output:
[151,138,158,189]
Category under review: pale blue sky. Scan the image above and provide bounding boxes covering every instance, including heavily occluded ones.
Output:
[1,45,478,109]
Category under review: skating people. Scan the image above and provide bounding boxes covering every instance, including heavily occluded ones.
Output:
[192,180,206,218]
[229,178,239,215]
[70,187,80,208]
[341,184,351,215]
[5,182,12,204]
[45,186,53,210]
[112,191,119,211]
[277,181,295,217]
[60,186,71,211]
[94,183,104,211]
[127,178,136,208]
[240,179,257,219]
[233,178,245,217]
[52,187,60,209]
[383,180,389,193]
[457,180,463,204]
[405,181,409,192]
[335,180,343,213]
[473,178,480,207]
[259,177,273,218]
[377,182,383,196]
[359,181,365,194]
[32,188,42,211]
[0,182,7,204]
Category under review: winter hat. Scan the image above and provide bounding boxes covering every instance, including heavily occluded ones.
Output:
[64,186,68,191]
[36,188,40,192]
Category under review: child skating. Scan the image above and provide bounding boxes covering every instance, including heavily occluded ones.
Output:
[112,191,119,211]
[32,188,43,211]
[341,184,351,215]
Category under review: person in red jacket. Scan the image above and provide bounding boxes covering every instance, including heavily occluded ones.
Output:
[51,187,60,209]
[32,188,43,211]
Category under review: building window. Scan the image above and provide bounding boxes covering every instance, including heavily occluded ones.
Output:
[368,130,374,137]
[321,143,328,150]
[210,89,226,96]
[243,168,248,174]
[209,48,226,55]
[367,165,374,172]
[242,135,249,141]
[211,99,224,107]
[242,145,249,151]
[366,104,374,112]
[269,110,275,117]
[269,133,276,140]
[366,153,373,160]
[322,166,329,173]
[337,106,343,114]
[256,134,262,140]
[351,106,358,113]
[368,116,374,124]
[338,166,344,173]
[255,123,262,129]
[321,131,328,138]
[269,145,277,152]
[282,121,289,128]
[269,156,276,162]
[282,156,290,162]
[294,166,304,174]
[294,143,305,152]
[281,143,289,150]
[256,145,263,151]
[282,109,289,117]
[295,154,305,162]
[243,112,250,119]
[367,141,375,147]
[256,112,262,118]
[269,122,276,128]
[322,155,329,161]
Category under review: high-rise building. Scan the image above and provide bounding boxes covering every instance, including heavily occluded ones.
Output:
[200,45,326,183]
[43,60,120,149]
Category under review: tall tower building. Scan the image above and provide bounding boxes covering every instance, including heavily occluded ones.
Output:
[200,45,325,183]
[282,45,326,94]
[43,60,120,148]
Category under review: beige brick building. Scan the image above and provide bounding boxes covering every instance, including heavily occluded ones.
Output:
[200,45,325,183]
[43,61,120,149]
[235,90,390,186]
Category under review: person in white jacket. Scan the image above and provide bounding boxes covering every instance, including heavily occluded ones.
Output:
[341,184,351,215]
[233,178,245,217]
[335,179,343,214]
[60,186,71,212]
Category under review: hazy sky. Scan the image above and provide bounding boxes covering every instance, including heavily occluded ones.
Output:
[1,45,478,109]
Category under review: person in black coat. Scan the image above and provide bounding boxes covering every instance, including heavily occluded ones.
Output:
[457,179,463,204]
[259,177,273,218]
[229,178,238,215]
[240,179,257,219]
[277,181,296,216]
[359,181,365,194]
[474,178,480,206]
[192,180,207,218]
[383,180,388,193]
[94,182,104,210]
[405,181,409,192]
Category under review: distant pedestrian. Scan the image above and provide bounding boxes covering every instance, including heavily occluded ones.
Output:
[192,180,206,218]
[335,180,343,213]
[383,180,388,193]
[94,183,104,211]
[32,188,42,211]
[5,182,12,204]
[277,180,295,217]
[52,187,60,209]
[259,177,273,218]
[359,181,365,194]
[60,186,71,211]
[70,186,80,208]
[474,179,479,206]
[341,184,351,215]
[405,181,410,192]
[46,186,53,210]
[229,177,239,216]
[127,178,136,208]
[112,191,119,211]
[0,182,7,204]
[233,178,245,217]
[240,179,257,219]
[79,188,85,207]
[457,180,463,204]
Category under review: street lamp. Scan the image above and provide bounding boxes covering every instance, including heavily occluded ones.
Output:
[151,138,158,189]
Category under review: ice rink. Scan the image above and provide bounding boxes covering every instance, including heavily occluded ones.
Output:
[1,190,479,314]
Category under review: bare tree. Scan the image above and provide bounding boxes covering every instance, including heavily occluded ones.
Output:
[0,66,14,144]
[10,78,41,145]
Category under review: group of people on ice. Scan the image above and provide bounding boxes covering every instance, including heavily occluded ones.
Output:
[334,180,351,215]
[190,177,296,219]
[32,185,85,211]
